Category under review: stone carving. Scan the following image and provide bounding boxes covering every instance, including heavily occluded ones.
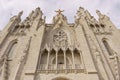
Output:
[53,9,67,24]
[31,7,43,20]
[28,11,34,20]
[75,7,87,25]
[84,10,98,25]
[96,10,110,23]
[55,9,64,15]
[76,7,86,19]
[53,30,68,48]
[10,11,23,22]
[18,11,23,19]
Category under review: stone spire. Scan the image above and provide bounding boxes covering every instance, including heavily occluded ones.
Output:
[10,11,23,22]
[25,7,43,22]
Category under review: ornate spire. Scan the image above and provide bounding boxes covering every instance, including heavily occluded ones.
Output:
[18,11,23,18]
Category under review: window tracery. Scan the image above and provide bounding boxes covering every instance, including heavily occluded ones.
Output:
[53,30,68,47]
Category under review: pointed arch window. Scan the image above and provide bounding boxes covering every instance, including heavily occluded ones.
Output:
[103,40,113,56]
[7,41,17,59]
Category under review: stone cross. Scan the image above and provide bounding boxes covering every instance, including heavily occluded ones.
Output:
[55,9,64,14]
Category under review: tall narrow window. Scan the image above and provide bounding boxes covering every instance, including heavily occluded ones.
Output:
[103,40,113,56]
[7,42,17,58]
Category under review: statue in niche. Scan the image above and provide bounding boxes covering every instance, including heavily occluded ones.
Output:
[96,10,110,23]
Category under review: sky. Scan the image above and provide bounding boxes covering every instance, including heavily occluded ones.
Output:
[0,0,120,30]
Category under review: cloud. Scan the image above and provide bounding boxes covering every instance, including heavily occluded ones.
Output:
[0,0,120,30]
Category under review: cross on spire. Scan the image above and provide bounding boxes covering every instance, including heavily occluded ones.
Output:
[55,9,64,14]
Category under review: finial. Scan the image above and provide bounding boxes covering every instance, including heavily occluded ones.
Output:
[79,7,84,10]
[18,11,23,18]
[55,9,64,14]
[96,10,100,12]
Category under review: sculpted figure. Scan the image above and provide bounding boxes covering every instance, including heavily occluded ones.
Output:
[76,7,85,18]
[18,11,23,19]
[10,11,23,21]
[28,11,34,20]
[96,10,110,22]
[32,7,43,20]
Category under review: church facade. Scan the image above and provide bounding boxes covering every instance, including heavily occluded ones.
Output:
[0,7,120,80]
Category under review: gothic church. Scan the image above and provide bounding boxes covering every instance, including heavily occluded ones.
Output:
[0,7,120,80]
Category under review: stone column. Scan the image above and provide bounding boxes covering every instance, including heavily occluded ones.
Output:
[79,50,84,69]
[46,51,50,70]
[56,51,58,70]
[64,51,66,69]
[71,51,75,69]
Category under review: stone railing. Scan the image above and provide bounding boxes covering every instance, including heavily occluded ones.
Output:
[37,64,85,73]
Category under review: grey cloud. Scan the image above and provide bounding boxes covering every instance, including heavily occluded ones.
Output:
[0,0,120,30]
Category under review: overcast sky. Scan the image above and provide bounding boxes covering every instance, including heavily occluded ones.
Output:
[0,0,120,30]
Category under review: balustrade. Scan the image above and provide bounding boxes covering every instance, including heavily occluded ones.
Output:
[38,64,84,73]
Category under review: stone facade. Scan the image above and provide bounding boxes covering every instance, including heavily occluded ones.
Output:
[0,7,120,80]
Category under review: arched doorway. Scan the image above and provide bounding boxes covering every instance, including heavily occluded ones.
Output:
[52,77,70,80]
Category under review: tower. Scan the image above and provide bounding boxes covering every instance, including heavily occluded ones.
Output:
[0,7,120,80]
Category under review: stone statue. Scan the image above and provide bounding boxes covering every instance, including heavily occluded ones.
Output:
[85,10,97,23]
[32,7,43,20]
[10,11,23,21]
[18,11,23,18]
[10,11,23,22]
[28,11,34,20]
[96,10,109,22]
[76,7,85,18]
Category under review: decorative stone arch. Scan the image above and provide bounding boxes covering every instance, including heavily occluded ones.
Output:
[5,39,18,58]
[102,37,109,41]
[40,49,48,64]
[102,38,113,56]
[74,48,82,64]
[51,54,70,65]
[52,76,72,80]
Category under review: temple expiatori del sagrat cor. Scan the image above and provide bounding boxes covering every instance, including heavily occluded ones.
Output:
[0,7,120,80]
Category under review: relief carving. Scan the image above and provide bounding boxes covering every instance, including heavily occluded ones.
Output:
[10,11,23,22]
[53,30,68,48]
[96,10,110,23]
